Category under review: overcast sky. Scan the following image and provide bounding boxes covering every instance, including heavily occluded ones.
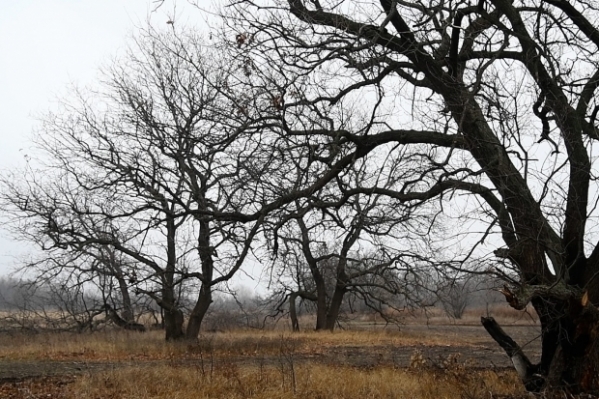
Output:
[0,1,205,274]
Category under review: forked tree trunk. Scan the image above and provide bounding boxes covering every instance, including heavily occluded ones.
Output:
[324,263,349,331]
[313,285,347,331]
[163,218,184,341]
[106,249,135,324]
[183,218,215,340]
[162,285,184,341]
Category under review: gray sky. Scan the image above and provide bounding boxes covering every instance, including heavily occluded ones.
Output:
[0,1,196,274]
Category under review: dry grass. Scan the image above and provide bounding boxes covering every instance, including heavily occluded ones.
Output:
[0,313,537,398]
[0,327,488,362]
[67,363,524,399]
[400,305,538,326]
[0,330,168,361]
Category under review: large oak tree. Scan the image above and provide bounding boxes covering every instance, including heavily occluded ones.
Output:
[226,0,599,393]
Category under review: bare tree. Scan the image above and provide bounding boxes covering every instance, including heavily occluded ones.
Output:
[93,245,138,326]
[437,277,473,320]
[223,0,599,393]
[268,187,434,331]
[1,28,264,340]
[3,274,107,333]
[0,241,146,333]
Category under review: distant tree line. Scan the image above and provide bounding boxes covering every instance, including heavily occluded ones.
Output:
[0,269,505,333]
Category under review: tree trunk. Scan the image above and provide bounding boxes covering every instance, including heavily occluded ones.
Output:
[534,299,599,393]
[313,273,328,331]
[163,217,184,341]
[185,283,212,340]
[182,218,215,340]
[107,249,135,324]
[315,301,328,330]
[484,293,599,394]
[324,260,349,331]
[325,284,346,331]
[161,276,184,340]
[116,274,134,323]
[164,307,185,341]
[481,317,543,391]
[161,285,184,340]
[289,292,300,332]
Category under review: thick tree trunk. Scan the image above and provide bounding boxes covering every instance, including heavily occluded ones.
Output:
[185,283,212,340]
[161,286,184,340]
[107,249,135,324]
[484,292,599,394]
[314,274,328,331]
[324,262,348,331]
[161,276,184,340]
[164,307,185,341]
[534,300,599,393]
[325,285,346,331]
[183,218,215,340]
[315,302,328,330]
[163,218,184,341]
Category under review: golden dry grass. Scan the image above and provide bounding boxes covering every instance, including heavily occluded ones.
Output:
[0,330,167,361]
[67,363,524,399]
[0,327,488,362]
[0,312,536,398]
[399,305,538,326]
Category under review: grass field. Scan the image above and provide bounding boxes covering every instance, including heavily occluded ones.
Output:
[0,308,538,398]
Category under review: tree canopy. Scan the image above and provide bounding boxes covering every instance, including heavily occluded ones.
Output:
[223,0,599,393]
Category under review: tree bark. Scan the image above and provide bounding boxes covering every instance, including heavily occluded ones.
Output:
[325,284,346,331]
[185,283,212,340]
[534,298,599,393]
[481,317,542,391]
[163,217,184,341]
[313,272,329,331]
[184,218,214,340]
[289,292,300,332]
[102,247,135,323]
[164,307,184,341]
[484,291,599,394]
[116,275,134,323]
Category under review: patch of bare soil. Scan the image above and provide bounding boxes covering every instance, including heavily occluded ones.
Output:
[396,323,542,366]
[0,361,127,398]
[0,376,74,398]
[0,360,117,381]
